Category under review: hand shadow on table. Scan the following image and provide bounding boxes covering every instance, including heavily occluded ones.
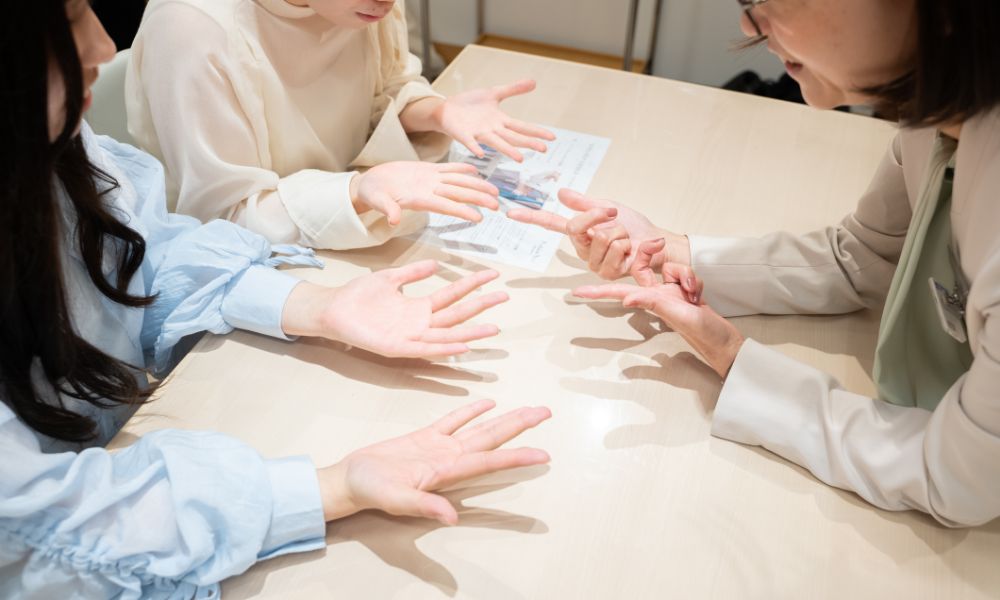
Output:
[708,438,999,594]
[567,301,666,353]
[506,250,605,290]
[316,237,499,278]
[561,351,722,449]
[199,333,507,398]
[229,466,551,599]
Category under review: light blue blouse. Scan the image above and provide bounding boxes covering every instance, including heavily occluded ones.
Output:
[0,125,328,598]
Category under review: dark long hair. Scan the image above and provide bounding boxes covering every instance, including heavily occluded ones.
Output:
[864,0,1000,126]
[0,0,155,442]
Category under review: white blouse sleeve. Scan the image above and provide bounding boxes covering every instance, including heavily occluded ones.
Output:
[127,2,413,250]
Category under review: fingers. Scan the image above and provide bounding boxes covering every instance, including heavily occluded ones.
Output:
[456,135,486,158]
[383,259,439,287]
[429,269,500,311]
[455,406,552,452]
[420,323,500,344]
[392,340,471,358]
[572,283,641,301]
[437,162,481,175]
[429,290,510,328]
[441,173,500,196]
[492,78,537,100]
[632,238,666,287]
[506,208,569,233]
[505,118,556,141]
[496,128,548,153]
[567,208,617,256]
[558,188,610,212]
[432,398,497,435]
[481,132,523,163]
[598,238,631,280]
[448,447,551,483]
[435,184,500,211]
[586,222,628,274]
[418,195,485,222]
[661,262,703,304]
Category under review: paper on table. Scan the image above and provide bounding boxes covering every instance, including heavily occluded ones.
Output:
[408,126,611,272]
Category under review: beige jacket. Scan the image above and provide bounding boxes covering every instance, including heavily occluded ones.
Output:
[691,109,1000,527]
[126,0,450,250]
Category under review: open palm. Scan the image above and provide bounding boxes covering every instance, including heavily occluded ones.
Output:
[318,261,508,358]
[323,400,552,525]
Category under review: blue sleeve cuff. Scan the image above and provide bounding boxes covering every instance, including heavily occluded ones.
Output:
[258,455,327,560]
[221,265,301,341]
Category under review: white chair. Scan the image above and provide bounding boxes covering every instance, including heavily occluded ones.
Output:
[84,48,135,146]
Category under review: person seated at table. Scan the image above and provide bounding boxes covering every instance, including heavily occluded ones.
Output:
[0,2,553,597]
[125,0,555,250]
[510,0,1000,526]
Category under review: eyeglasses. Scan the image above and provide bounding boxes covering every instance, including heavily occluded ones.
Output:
[737,0,770,39]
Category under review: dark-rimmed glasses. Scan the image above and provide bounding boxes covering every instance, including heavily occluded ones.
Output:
[738,0,770,39]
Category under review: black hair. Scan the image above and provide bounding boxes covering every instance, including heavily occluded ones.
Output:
[0,0,156,442]
[864,0,1000,126]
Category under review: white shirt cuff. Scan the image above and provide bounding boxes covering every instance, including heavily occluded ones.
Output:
[259,455,327,560]
[221,265,301,340]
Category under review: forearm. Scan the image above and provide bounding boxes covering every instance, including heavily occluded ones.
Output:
[398,96,446,134]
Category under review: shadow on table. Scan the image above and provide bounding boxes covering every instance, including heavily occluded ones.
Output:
[318,237,500,279]
[709,439,1000,595]
[229,466,551,599]
[561,351,722,449]
[196,333,504,398]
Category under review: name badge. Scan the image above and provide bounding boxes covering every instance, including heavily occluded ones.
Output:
[928,277,968,343]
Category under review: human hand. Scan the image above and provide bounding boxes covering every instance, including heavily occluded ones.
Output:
[317,399,552,525]
[432,79,556,162]
[507,189,691,280]
[282,261,508,358]
[573,274,743,378]
[351,162,500,225]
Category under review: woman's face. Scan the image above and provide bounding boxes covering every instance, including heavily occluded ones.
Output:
[293,0,398,29]
[742,0,918,109]
[47,0,116,141]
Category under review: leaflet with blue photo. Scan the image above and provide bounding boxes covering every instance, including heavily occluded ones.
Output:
[409,126,611,272]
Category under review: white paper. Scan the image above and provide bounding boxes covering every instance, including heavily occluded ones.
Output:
[408,126,611,272]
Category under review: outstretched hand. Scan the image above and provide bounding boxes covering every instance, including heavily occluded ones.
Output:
[433,79,557,162]
[507,189,689,281]
[282,260,509,358]
[318,399,552,525]
[352,162,500,225]
[573,269,743,378]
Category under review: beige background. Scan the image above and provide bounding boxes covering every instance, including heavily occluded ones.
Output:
[112,47,1000,599]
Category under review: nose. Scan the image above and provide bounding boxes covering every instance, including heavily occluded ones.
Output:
[80,7,118,70]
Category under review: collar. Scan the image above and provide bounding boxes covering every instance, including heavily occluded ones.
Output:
[255,0,315,19]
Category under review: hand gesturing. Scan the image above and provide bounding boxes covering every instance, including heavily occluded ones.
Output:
[318,399,552,525]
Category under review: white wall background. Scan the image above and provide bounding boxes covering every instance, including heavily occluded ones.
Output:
[417,0,785,88]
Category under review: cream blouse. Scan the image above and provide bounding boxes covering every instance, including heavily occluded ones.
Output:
[126,0,450,249]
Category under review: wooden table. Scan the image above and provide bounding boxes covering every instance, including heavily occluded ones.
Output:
[111,46,1000,599]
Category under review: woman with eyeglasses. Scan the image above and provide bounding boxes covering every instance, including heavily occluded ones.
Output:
[512,0,1000,526]
[0,2,552,597]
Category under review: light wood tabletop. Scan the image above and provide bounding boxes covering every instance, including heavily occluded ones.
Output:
[111,46,1000,599]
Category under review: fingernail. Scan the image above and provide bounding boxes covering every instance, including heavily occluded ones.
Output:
[687,277,694,288]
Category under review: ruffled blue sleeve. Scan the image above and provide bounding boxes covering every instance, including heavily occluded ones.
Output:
[91,132,323,373]
[0,403,326,599]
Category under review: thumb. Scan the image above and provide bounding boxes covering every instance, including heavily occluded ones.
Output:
[661,262,700,304]
[632,238,666,287]
[368,190,403,226]
[391,487,459,525]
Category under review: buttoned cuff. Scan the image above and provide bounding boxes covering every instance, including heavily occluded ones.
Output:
[258,455,327,560]
[221,265,301,340]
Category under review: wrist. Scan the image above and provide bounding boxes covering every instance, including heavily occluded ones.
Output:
[705,328,745,379]
[666,233,692,266]
[400,97,447,134]
[281,281,339,339]
[316,462,359,522]
[349,172,368,216]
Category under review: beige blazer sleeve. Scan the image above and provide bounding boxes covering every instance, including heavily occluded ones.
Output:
[698,133,1000,526]
[689,134,912,317]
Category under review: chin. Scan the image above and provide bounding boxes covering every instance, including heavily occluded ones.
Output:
[800,86,845,111]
